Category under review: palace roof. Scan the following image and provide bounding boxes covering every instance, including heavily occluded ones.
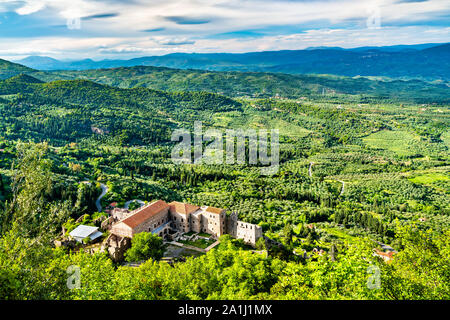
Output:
[169,201,200,215]
[121,200,169,228]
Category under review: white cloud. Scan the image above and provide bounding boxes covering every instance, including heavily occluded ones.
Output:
[0,0,448,59]
[6,0,450,30]
[15,0,46,15]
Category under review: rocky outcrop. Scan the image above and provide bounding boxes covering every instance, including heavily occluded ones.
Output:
[101,216,116,231]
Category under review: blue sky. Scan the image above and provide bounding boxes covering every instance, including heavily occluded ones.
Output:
[0,0,449,60]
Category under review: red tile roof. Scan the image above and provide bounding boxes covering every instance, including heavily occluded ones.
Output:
[169,201,200,215]
[374,249,395,261]
[121,200,169,228]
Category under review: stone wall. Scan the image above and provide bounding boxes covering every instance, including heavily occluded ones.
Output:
[226,212,262,246]
[189,213,202,233]
[170,211,190,233]
[111,208,130,220]
[111,222,133,238]
[201,210,226,238]
[131,208,169,235]
[101,216,116,231]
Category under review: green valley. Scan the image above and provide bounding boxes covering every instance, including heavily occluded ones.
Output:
[0,61,448,300]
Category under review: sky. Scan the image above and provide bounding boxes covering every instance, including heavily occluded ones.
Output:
[0,0,449,60]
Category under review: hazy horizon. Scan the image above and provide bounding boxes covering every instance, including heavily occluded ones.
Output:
[0,0,449,60]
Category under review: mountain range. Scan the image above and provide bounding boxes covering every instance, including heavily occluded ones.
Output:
[12,43,450,81]
[0,57,448,104]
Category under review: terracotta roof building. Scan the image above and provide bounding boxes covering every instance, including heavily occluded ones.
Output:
[169,201,199,215]
[111,200,170,238]
[205,206,223,214]
[373,249,396,262]
[110,200,262,246]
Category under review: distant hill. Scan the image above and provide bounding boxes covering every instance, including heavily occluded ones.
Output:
[2,55,449,104]
[345,43,444,52]
[305,43,442,52]
[0,75,241,113]
[13,43,450,80]
[0,59,36,80]
[8,74,44,84]
[33,65,450,104]
[15,56,65,70]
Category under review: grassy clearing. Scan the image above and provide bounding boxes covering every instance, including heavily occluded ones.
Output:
[179,238,215,249]
[362,130,419,156]
[44,107,74,116]
[321,226,359,241]
[212,110,311,139]
[267,118,311,138]
[0,94,19,101]
[163,244,204,258]
[409,171,450,193]
[409,172,449,184]
[441,131,450,148]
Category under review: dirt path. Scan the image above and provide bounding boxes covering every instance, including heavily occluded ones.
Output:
[336,180,345,196]
[309,162,314,177]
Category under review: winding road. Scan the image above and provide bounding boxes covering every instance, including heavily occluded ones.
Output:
[81,181,108,212]
[81,180,146,212]
[96,183,108,212]
[124,199,145,210]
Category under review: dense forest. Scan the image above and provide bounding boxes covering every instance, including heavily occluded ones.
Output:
[0,58,448,300]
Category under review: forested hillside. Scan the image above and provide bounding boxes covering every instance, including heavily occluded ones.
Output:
[35,66,450,104]
[0,74,241,145]
[0,59,36,80]
[2,58,448,104]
